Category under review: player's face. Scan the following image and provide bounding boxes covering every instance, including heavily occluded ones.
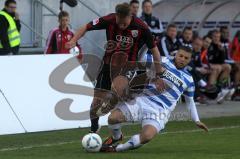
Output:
[116,15,132,30]
[130,3,139,16]
[167,27,177,40]
[175,49,192,69]
[193,39,203,52]
[59,16,70,29]
[143,2,152,15]
[203,37,212,49]
[183,30,193,42]
[5,3,17,14]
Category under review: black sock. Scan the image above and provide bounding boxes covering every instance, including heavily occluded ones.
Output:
[90,117,99,132]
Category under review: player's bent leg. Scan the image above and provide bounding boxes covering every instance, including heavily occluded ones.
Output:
[90,90,111,133]
[92,75,129,121]
[115,124,158,152]
[101,97,144,152]
[112,100,169,152]
[140,125,158,144]
[101,109,127,148]
[89,97,104,133]
[90,75,129,133]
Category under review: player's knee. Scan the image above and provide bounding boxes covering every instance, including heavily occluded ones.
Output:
[111,75,129,98]
[108,114,116,125]
[108,109,124,125]
[108,114,120,125]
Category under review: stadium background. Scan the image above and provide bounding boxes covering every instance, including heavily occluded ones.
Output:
[0,1,240,158]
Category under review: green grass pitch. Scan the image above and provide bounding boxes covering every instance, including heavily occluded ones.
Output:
[0,116,240,159]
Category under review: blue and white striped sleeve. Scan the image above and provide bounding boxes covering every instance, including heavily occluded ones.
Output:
[183,81,195,98]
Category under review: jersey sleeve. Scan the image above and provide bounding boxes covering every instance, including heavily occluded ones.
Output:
[183,80,195,98]
[143,28,156,49]
[184,96,200,122]
[86,14,111,31]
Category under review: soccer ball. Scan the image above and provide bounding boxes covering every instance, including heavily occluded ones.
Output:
[82,133,102,152]
[69,46,80,55]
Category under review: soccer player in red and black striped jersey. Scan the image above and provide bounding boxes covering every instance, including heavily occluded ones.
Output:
[66,3,163,133]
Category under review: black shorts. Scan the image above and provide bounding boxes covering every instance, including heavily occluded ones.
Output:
[95,64,112,90]
[95,64,148,91]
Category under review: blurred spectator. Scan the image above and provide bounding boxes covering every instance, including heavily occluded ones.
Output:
[192,37,209,83]
[208,30,232,103]
[231,31,240,62]
[201,35,221,90]
[130,0,139,17]
[207,30,214,38]
[158,24,180,57]
[188,37,218,104]
[140,0,163,38]
[44,11,81,54]
[220,26,232,61]
[220,26,236,100]
[189,37,208,104]
[0,0,21,55]
[178,27,193,49]
[231,31,240,100]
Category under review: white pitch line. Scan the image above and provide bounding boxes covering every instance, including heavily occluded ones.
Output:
[0,141,78,152]
[0,125,240,152]
[160,125,240,135]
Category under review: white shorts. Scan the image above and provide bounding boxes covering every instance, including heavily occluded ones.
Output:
[116,96,170,132]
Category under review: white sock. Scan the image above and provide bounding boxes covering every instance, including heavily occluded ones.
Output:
[198,79,207,87]
[116,134,142,152]
[108,124,122,140]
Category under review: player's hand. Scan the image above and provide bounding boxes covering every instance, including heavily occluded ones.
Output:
[154,78,168,93]
[65,40,76,49]
[196,121,209,132]
[153,69,169,93]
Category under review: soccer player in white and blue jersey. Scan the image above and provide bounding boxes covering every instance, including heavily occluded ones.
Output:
[100,46,209,152]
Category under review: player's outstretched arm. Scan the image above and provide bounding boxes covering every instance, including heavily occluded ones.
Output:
[150,47,169,92]
[151,46,164,74]
[185,96,209,132]
[65,24,88,49]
